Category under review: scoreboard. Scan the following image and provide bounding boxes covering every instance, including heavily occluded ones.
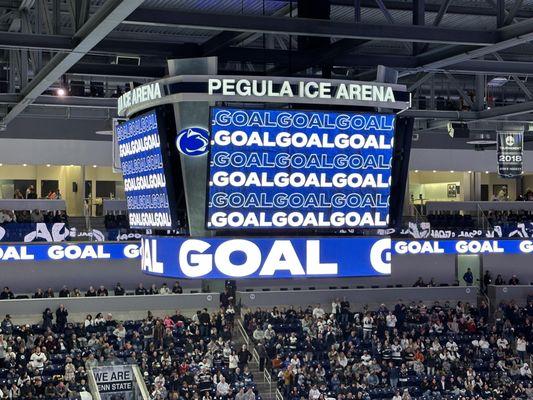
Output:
[207,108,395,230]
[117,109,179,230]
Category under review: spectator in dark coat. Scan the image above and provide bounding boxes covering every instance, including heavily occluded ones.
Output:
[0,287,14,300]
[56,304,68,332]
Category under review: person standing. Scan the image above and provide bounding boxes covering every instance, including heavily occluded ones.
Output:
[56,304,68,332]
[256,340,267,372]
[483,270,492,293]
[238,344,252,370]
[463,268,474,286]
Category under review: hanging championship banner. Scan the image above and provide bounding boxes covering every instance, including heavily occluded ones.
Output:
[497,131,523,178]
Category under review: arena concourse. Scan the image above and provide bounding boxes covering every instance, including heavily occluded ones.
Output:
[0,1,532,399]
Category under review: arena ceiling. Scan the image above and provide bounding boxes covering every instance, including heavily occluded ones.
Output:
[2,0,533,136]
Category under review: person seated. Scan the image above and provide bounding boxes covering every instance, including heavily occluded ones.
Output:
[159,283,171,295]
[509,275,520,285]
[172,281,183,294]
[97,285,108,296]
[59,286,70,298]
[26,185,37,199]
[85,286,97,297]
[135,283,148,295]
[0,209,14,223]
[0,286,14,300]
[31,209,44,223]
[148,283,158,295]
[413,277,425,287]
[114,282,125,296]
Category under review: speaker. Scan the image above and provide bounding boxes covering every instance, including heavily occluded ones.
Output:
[72,182,78,193]
[447,122,470,138]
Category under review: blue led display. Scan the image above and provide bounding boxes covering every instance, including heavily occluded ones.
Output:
[0,243,140,262]
[116,110,173,229]
[140,236,390,278]
[207,108,395,230]
[140,237,533,280]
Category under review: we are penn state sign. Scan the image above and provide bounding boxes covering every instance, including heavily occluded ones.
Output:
[141,237,533,279]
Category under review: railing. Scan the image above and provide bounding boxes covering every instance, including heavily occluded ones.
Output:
[131,364,151,399]
[0,199,66,211]
[426,200,533,212]
[477,203,494,232]
[87,368,102,400]
[236,317,274,398]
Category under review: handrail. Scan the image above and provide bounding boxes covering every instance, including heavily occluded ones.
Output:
[477,203,493,232]
[236,317,273,397]
[131,364,151,399]
[480,289,492,319]
[87,368,102,400]
[237,318,259,364]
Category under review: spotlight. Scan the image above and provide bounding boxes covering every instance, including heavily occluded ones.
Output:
[56,87,66,96]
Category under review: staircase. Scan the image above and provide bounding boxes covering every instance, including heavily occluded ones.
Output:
[234,319,277,400]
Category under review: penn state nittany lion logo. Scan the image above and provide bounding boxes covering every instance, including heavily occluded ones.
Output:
[176,127,209,156]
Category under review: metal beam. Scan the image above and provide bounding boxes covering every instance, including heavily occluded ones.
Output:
[443,71,473,107]
[407,72,434,92]
[0,31,201,57]
[201,4,293,55]
[272,0,533,19]
[413,0,425,55]
[419,0,452,53]
[68,62,165,78]
[68,0,91,31]
[0,0,144,127]
[503,0,524,26]
[446,59,533,75]
[5,31,533,77]
[477,100,533,120]
[401,19,533,77]
[474,73,485,111]
[0,93,117,109]
[354,0,361,22]
[124,9,496,45]
[496,0,505,28]
[493,53,533,99]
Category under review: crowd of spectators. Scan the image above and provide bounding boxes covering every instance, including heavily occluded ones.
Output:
[0,210,68,225]
[0,281,187,300]
[244,299,532,400]
[0,301,259,400]
[103,214,129,230]
[411,271,524,290]
[0,185,67,225]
